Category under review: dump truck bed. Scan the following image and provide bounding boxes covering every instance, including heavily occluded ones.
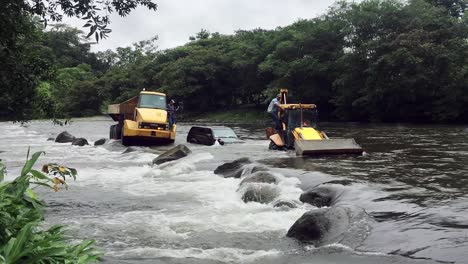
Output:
[108,96,138,121]
[295,138,363,156]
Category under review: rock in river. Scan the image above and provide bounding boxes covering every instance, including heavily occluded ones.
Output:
[287,206,369,247]
[240,171,277,186]
[152,144,192,165]
[72,138,89,146]
[273,199,298,209]
[55,131,75,143]
[214,157,251,178]
[94,138,106,146]
[299,185,343,208]
[287,208,331,243]
[241,184,280,204]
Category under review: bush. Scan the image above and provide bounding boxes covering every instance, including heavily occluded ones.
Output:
[0,150,102,263]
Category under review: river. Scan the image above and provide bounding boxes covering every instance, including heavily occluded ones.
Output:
[1,117,467,264]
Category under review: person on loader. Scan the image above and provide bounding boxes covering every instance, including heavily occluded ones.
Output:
[167,99,179,130]
[267,94,283,131]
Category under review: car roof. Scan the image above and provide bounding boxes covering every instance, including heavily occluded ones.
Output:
[190,126,233,130]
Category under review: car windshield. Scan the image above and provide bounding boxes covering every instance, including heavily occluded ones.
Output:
[212,128,237,138]
[138,94,167,109]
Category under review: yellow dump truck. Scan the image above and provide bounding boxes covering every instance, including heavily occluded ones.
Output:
[107,90,176,146]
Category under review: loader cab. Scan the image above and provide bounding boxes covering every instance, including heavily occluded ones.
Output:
[138,92,167,110]
[281,104,318,131]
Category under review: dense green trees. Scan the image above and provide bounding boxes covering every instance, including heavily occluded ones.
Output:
[0,0,157,121]
[1,0,467,122]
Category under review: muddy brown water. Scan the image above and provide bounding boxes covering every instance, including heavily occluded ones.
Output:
[1,117,467,263]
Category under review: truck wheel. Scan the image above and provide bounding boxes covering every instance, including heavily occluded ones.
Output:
[116,125,122,140]
[109,125,116,139]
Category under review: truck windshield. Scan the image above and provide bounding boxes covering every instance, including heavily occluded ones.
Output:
[138,94,167,109]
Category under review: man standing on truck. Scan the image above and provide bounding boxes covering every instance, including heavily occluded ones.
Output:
[168,99,179,130]
[267,94,283,131]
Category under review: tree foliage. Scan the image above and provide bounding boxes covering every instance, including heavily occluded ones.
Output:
[0,0,157,121]
[1,0,467,123]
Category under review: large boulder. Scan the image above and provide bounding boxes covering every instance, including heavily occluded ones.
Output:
[152,144,192,165]
[241,184,280,204]
[240,171,277,186]
[299,185,343,208]
[287,206,369,247]
[72,138,89,146]
[94,138,106,146]
[214,157,251,178]
[55,131,75,143]
[287,208,330,243]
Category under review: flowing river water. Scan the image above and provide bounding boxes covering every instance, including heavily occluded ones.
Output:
[1,117,467,264]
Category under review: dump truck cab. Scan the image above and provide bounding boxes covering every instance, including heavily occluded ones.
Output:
[108,90,176,146]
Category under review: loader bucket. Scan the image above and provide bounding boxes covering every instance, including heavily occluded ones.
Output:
[294,138,363,156]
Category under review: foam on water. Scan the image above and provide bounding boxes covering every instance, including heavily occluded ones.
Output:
[0,122,309,243]
[107,247,281,263]
[73,153,309,234]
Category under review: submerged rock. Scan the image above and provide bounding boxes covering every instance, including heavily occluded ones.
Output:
[152,144,192,165]
[55,131,75,143]
[322,179,355,186]
[287,208,331,243]
[300,185,343,208]
[241,184,280,204]
[287,206,369,247]
[273,199,299,209]
[72,138,89,146]
[214,157,251,178]
[47,137,55,141]
[122,147,139,154]
[240,171,277,186]
[94,138,106,146]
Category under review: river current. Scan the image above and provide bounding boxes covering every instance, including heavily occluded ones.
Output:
[1,117,467,264]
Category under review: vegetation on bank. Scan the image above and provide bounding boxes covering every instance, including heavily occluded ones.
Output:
[1,0,467,123]
[0,151,101,263]
[186,108,269,124]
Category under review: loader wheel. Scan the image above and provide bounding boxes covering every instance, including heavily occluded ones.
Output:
[269,141,279,150]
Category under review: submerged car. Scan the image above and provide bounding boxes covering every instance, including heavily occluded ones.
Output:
[187,126,243,146]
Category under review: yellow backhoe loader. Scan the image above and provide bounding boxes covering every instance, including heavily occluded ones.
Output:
[267,89,363,156]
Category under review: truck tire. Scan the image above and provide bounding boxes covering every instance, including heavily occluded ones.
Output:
[109,125,116,139]
[115,124,122,140]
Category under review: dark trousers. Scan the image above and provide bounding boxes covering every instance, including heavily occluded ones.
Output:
[269,112,281,131]
[169,114,175,129]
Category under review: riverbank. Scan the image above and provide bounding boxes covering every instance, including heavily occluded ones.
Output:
[179,108,269,124]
